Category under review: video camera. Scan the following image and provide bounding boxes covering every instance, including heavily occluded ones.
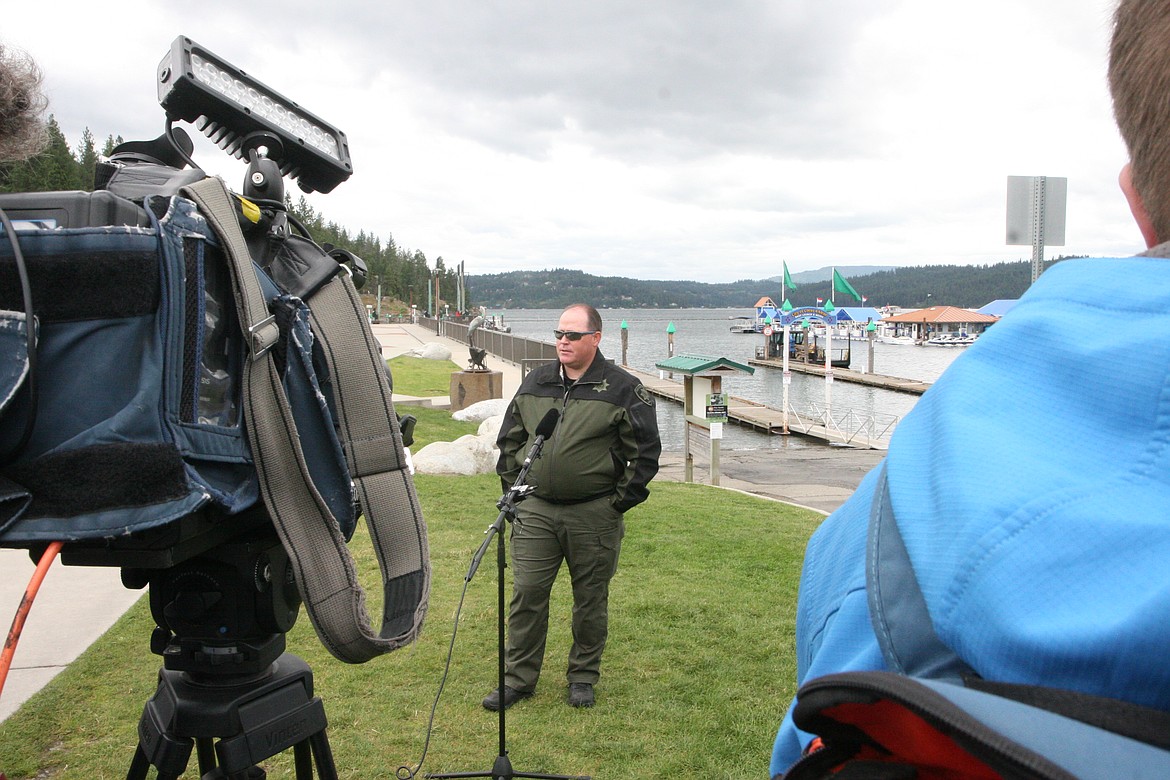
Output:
[0,36,428,677]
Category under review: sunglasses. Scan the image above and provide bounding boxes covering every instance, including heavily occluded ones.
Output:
[553,329,597,341]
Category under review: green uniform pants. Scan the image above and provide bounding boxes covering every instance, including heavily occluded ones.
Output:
[504,495,625,692]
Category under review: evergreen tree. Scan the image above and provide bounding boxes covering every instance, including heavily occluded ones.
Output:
[32,116,79,191]
[76,128,99,191]
[101,134,124,156]
[0,116,78,192]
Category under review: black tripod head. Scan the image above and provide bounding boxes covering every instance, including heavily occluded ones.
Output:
[119,518,301,681]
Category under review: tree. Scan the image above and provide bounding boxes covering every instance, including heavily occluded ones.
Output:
[76,128,99,191]
[0,121,452,313]
[0,116,79,193]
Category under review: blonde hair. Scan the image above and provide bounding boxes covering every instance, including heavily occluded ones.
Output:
[0,42,48,162]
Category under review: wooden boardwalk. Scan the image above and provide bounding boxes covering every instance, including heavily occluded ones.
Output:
[748,357,931,395]
[625,367,890,450]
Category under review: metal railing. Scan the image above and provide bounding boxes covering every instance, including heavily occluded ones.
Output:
[785,401,900,448]
[436,319,557,373]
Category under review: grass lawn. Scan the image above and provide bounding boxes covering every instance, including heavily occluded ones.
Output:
[389,355,463,398]
[0,362,824,779]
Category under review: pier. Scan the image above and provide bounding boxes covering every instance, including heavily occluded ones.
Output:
[624,367,894,450]
[748,356,931,395]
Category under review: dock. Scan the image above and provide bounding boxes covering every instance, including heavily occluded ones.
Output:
[748,357,931,395]
[624,367,891,450]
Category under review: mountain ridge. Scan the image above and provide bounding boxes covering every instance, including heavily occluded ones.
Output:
[466,260,1069,310]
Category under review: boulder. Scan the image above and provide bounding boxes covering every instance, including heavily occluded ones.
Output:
[479,414,504,437]
[412,432,498,476]
[454,398,509,423]
[409,343,452,361]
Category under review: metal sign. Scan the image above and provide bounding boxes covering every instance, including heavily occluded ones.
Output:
[1007,175,1067,283]
[1006,175,1067,246]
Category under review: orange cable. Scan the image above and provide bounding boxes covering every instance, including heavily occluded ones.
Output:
[0,541,64,702]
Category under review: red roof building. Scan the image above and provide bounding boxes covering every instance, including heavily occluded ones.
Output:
[881,306,999,341]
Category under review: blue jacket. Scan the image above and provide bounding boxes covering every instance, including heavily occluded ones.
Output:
[772,254,1170,776]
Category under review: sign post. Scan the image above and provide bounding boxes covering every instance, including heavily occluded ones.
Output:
[780,300,794,434]
[822,300,837,426]
[1007,175,1067,283]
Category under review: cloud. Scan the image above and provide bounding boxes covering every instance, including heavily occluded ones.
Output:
[0,0,1137,285]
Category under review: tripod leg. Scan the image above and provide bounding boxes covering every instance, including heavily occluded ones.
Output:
[126,744,151,780]
[127,724,193,780]
[308,730,341,780]
[196,737,218,775]
[294,740,313,778]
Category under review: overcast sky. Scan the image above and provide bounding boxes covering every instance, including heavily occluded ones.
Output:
[5,0,1135,283]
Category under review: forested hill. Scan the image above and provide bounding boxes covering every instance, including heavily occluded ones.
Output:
[468,259,1080,310]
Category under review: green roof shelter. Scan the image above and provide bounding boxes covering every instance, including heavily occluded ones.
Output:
[652,354,754,486]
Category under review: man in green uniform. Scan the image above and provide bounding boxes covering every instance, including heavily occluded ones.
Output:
[483,303,661,710]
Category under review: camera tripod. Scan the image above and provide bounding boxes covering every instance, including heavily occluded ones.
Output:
[121,531,338,779]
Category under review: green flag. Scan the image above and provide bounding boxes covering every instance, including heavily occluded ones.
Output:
[783,261,796,291]
[833,269,862,302]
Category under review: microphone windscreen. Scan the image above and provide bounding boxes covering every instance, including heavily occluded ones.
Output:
[535,408,560,438]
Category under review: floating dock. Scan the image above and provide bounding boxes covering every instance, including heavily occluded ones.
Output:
[748,357,931,395]
[624,367,890,450]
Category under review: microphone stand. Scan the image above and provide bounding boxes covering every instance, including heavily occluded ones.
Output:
[428,431,589,780]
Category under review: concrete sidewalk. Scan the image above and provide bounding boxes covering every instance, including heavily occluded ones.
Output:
[0,321,879,723]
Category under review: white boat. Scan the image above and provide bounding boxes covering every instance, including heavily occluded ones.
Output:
[925,333,977,347]
[729,315,763,334]
[878,334,917,346]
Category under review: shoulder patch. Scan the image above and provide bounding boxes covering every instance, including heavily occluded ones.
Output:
[635,384,654,406]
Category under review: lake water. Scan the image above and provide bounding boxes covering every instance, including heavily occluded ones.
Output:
[497,308,964,450]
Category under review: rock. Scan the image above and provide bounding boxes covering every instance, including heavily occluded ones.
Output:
[454,398,509,423]
[412,432,499,475]
[478,414,504,439]
[409,343,452,361]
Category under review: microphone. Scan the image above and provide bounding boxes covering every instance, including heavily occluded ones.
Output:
[535,408,559,440]
[469,408,561,580]
[521,408,559,468]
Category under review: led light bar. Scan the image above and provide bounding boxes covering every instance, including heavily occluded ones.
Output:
[156,36,353,194]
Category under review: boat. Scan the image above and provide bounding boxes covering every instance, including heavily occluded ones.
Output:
[482,314,511,333]
[726,315,760,334]
[730,322,764,334]
[473,307,511,333]
[781,329,851,368]
[878,334,917,346]
[925,333,977,347]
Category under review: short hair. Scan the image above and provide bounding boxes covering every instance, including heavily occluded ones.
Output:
[1109,0,1170,241]
[563,303,602,333]
[0,42,48,162]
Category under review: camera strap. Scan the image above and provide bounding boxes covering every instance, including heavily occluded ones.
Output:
[183,176,429,664]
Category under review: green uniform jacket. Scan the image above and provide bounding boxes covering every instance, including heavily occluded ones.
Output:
[496,351,661,513]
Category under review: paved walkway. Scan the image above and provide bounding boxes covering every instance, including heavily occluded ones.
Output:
[0,322,881,723]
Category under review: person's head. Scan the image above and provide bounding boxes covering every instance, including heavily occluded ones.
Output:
[555,304,602,378]
[1109,0,1170,247]
[0,41,48,162]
